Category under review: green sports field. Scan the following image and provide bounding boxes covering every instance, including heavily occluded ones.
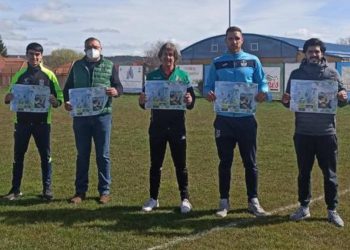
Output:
[0,91,349,249]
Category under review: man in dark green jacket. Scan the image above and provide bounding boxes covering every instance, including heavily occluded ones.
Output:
[63,37,123,204]
[3,42,63,201]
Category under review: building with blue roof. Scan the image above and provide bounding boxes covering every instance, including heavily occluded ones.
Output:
[180,34,350,98]
[181,34,350,64]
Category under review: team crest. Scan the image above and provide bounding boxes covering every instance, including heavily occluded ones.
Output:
[23,78,30,84]
[240,60,247,67]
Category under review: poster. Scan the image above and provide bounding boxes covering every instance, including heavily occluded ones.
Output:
[178,65,203,87]
[214,81,258,113]
[263,66,281,92]
[145,81,187,110]
[118,65,143,93]
[69,87,108,117]
[290,79,337,114]
[10,84,50,112]
[341,66,350,90]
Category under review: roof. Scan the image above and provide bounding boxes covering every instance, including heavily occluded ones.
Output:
[181,33,350,58]
[269,35,350,57]
[0,56,26,74]
[0,56,5,69]
[53,62,74,75]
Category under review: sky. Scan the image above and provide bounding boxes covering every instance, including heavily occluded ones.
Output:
[1,0,350,57]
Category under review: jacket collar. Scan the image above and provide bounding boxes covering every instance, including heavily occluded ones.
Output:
[300,57,327,73]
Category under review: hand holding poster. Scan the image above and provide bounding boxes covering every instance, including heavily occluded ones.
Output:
[290,80,337,114]
[214,81,258,114]
[144,80,187,110]
[69,87,108,117]
[10,84,50,113]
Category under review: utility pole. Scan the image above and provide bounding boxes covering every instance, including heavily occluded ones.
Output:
[228,0,231,27]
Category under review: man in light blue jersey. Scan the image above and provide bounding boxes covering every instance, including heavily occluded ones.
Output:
[204,26,269,218]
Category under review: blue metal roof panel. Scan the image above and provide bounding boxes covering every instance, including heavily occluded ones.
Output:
[181,34,350,57]
[269,35,350,54]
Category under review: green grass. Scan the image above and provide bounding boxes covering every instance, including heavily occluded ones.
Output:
[0,89,350,249]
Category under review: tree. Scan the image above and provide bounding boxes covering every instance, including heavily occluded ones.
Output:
[144,40,180,73]
[143,40,165,73]
[44,48,83,69]
[337,37,350,45]
[0,35,8,57]
[143,40,182,74]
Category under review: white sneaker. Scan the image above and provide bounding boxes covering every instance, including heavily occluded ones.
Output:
[248,198,270,217]
[328,210,344,227]
[216,199,229,218]
[142,198,159,212]
[3,190,23,201]
[180,199,192,213]
[290,206,310,221]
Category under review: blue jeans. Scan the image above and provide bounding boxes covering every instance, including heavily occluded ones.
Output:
[73,113,112,195]
[12,123,52,193]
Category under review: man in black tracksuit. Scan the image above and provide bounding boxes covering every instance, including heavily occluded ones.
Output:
[282,38,347,227]
[139,42,195,213]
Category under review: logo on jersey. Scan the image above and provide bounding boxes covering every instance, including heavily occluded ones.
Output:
[240,60,247,67]
[23,78,30,84]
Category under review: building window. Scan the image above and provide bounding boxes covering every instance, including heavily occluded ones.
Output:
[210,43,218,52]
[250,42,259,51]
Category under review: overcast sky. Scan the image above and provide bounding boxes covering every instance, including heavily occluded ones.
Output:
[1,0,350,56]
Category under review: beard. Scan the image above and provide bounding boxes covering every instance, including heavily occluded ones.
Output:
[307,57,321,64]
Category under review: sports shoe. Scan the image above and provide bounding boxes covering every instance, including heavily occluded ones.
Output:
[328,210,344,227]
[3,189,23,201]
[248,198,270,217]
[70,193,86,204]
[142,198,159,212]
[41,188,53,201]
[99,194,111,204]
[216,198,229,218]
[290,206,310,221]
[180,199,192,213]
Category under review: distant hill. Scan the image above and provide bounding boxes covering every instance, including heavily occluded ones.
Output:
[8,55,146,65]
[106,55,146,65]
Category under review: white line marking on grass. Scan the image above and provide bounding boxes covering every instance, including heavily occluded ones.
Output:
[148,188,350,250]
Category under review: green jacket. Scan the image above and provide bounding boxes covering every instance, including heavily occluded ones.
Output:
[7,64,63,124]
[63,56,123,114]
[147,66,191,83]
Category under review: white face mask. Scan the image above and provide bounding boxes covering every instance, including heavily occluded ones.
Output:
[86,48,101,60]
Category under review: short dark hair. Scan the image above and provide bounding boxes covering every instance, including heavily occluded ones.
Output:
[26,42,43,54]
[158,42,180,63]
[303,38,326,53]
[226,26,242,36]
[84,37,101,48]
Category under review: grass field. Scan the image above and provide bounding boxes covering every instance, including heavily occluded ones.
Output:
[0,90,350,249]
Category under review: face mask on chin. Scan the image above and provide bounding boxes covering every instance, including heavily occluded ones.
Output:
[86,48,101,60]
